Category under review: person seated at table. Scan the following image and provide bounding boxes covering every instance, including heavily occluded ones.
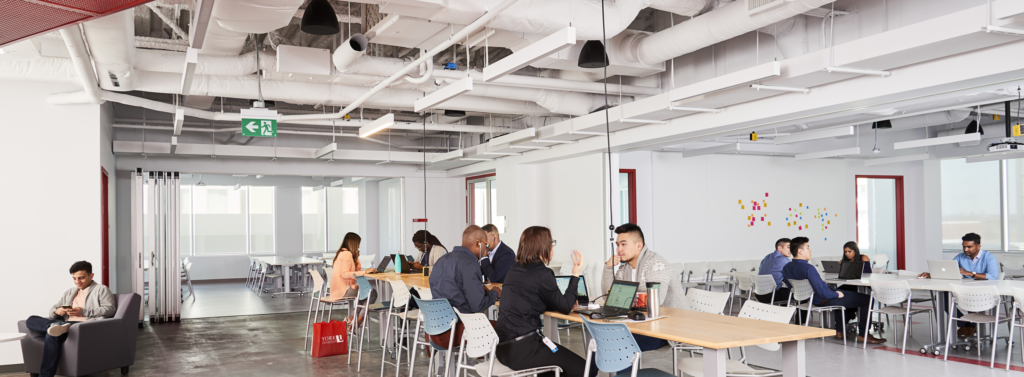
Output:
[410,230,448,270]
[841,241,872,272]
[918,232,998,338]
[329,232,377,324]
[782,237,885,344]
[601,223,685,353]
[756,238,792,303]
[428,226,502,350]
[480,224,515,284]
[496,226,594,377]
[24,261,115,377]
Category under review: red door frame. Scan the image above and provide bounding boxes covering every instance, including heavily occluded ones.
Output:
[619,169,637,224]
[854,175,905,270]
[101,168,109,286]
[466,173,496,225]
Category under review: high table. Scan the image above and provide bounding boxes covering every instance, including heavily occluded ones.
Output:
[254,256,324,295]
[369,273,831,377]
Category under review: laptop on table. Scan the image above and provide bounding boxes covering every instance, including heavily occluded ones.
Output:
[366,255,393,274]
[575,280,639,318]
[928,260,963,280]
[556,275,590,306]
[822,260,842,274]
[835,261,865,281]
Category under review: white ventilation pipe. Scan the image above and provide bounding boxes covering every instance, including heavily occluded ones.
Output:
[624,0,837,65]
[890,110,972,130]
[460,81,628,116]
[200,0,305,55]
[59,26,104,104]
[136,49,274,76]
[81,11,136,91]
[332,34,368,72]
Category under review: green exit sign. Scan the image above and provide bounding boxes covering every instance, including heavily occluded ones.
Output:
[240,108,278,137]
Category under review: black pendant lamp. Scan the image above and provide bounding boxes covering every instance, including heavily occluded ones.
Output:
[444,109,466,117]
[301,0,340,35]
[871,120,893,129]
[577,40,609,68]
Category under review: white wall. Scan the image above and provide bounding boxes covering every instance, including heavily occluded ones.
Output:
[403,176,466,258]
[0,81,103,366]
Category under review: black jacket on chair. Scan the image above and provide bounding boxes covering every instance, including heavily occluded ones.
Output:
[480,241,515,283]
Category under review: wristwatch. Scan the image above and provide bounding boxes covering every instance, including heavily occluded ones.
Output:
[970,271,977,278]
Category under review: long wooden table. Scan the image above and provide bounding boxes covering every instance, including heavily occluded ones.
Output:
[253,256,324,294]
[367,272,832,377]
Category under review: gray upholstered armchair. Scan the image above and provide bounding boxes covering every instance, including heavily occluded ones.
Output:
[18,293,141,376]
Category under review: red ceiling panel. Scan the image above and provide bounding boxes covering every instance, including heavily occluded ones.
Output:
[0,0,154,48]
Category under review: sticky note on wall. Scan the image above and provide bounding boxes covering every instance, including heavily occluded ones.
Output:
[742,205,745,209]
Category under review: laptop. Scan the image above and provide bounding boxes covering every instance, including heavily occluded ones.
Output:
[836,261,865,280]
[822,260,842,274]
[366,255,393,274]
[390,253,423,273]
[575,280,639,317]
[928,260,963,280]
[555,276,590,306]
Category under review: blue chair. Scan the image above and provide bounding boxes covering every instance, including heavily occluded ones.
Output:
[347,276,375,370]
[409,297,459,377]
[580,316,674,377]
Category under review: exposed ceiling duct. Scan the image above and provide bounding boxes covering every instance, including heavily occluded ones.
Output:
[888,110,972,130]
[199,0,306,55]
[81,11,136,91]
[58,26,103,105]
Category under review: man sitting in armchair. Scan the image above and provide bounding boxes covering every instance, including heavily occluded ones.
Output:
[24,261,115,377]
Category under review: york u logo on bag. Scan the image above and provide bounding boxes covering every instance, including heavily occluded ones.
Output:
[320,335,344,345]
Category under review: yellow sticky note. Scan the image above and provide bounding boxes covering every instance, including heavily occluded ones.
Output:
[742,205,745,209]
[748,216,751,220]
[787,222,791,226]
[805,224,809,228]
[799,203,802,207]
[768,221,772,226]
[738,200,742,204]
[827,220,830,224]
[764,203,767,207]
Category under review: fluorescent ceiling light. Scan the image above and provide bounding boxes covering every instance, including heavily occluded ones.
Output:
[824,66,891,77]
[668,106,722,113]
[483,27,576,82]
[173,108,185,136]
[329,179,346,187]
[430,150,464,163]
[232,174,249,177]
[509,145,549,150]
[750,84,809,93]
[966,152,1024,163]
[180,47,198,96]
[984,25,1024,37]
[375,160,392,165]
[256,175,264,179]
[568,131,608,136]
[312,185,325,191]
[414,77,473,112]
[774,126,855,144]
[619,118,668,125]
[315,143,338,158]
[893,133,981,150]
[480,152,521,156]
[460,158,494,161]
[233,183,241,190]
[532,140,575,144]
[359,113,395,138]
[170,136,178,154]
[681,143,741,158]
[863,153,931,166]
[488,128,537,147]
[795,147,861,161]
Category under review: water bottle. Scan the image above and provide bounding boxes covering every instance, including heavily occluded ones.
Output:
[646,282,661,318]
[396,253,403,273]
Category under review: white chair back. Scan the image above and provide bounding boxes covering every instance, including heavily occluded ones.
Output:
[416,286,433,300]
[685,289,730,315]
[1012,287,1024,314]
[358,254,376,268]
[868,279,912,306]
[184,262,193,274]
[788,279,814,302]
[738,301,796,351]
[752,274,778,295]
[708,261,733,275]
[387,279,412,309]
[949,285,1001,313]
[735,272,754,292]
[309,268,325,292]
[454,311,499,359]
[683,262,710,282]
[872,254,890,269]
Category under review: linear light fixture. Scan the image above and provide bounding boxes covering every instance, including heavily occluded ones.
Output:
[509,145,550,150]
[893,133,981,150]
[984,25,1024,37]
[966,151,1024,163]
[488,128,537,147]
[256,175,264,179]
[532,140,575,144]
[480,152,522,156]
[180,47,198,96]
[170,136,178,154]
[312,185,325,191]
[750,84,810,93]
[795,147,862,161]
[329,179,346,186]
[430,149,463,163]
[824,66,891,77]
[315,143,338,158]
[375,160,392,165]
[619,118,668,125]
[173,108,185,135]
[460,158,494,161]
[668,106,722,113]
[483,27,576,82]
[774,126,855,145]
[568,131,608,136]
[414,77,473,112]
[681,143,741,158]
[863,153,931,166]
[359,113,395,138]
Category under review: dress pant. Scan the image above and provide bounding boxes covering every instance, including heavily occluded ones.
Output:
[496,333,595,377]
[820,290,870,336]
[25,315,78,377]
[940,292,975,328]
[755,288,791,304]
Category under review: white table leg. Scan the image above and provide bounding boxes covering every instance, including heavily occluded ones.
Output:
[283,264,292,293]
[702,347,727,377]
[781,340,806,377]
[542,315,560,343]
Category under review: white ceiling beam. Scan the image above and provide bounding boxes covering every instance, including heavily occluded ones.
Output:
[114,140,434,163]
[430,150,463,163]
[483,27,575,82]
[893,133,982,150]
[863,153,931,166]
[414,77,473,112]
[795,147,862,161]
[315,143,337,159]
[680,143,741,158]
[774,126,855,145]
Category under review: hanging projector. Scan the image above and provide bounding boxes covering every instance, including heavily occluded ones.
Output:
[988,100,1024,152]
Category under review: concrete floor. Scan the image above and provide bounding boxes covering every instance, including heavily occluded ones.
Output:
[6,296,1024,376]
[180,280,318,319]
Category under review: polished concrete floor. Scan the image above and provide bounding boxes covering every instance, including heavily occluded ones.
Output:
[180,280,322,319]
[6,296,1024,376]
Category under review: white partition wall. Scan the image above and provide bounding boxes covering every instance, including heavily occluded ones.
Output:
[131,169,182,323]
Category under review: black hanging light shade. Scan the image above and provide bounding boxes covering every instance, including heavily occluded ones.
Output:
[965,120,985,135]
[872,120,893,129]
[444,109,466,117]
[301,0,340,35]
[577,40,609,68]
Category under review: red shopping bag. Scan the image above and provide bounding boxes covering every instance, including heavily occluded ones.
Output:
[312,320,349,358]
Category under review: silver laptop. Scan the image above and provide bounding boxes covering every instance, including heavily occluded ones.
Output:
[928,260,963,280]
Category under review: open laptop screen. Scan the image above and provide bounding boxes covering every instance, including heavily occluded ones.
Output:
[605,281,639,309]
[555,276,588,297]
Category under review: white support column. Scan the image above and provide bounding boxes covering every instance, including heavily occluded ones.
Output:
[1001,160,1009,252]
[147,174,156,320]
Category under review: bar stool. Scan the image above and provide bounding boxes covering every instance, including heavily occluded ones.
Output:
[381,279,417,377]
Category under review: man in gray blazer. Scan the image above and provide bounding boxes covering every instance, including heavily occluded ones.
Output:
[602,223,686,352]
[24,261,115,377]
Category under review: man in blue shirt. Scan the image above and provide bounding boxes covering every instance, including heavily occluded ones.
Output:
[480,224,515,283]
[782,237,885,344]
[756,238,791,303]
[430,225,501,313]
[918,233,998,338]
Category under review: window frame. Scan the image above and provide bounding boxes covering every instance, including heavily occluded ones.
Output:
[466,173,497,226]
[854,175,905,270]
[619,169,637,225]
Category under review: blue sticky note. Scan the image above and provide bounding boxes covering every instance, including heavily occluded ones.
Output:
[825,238,828,241]
[806,206,809,209]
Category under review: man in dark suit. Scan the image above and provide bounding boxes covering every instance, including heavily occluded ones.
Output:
[480,224,515,283]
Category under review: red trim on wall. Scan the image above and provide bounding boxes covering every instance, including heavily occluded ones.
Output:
[620,169,637,224]
[101,168,109,286]
[854,175,906,270]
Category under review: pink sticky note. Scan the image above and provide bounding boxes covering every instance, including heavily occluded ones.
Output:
[825,226,828,229]
[750,221,754,226]
[765,193,769,197]
[760,217,764,221]
[798,226,803,230]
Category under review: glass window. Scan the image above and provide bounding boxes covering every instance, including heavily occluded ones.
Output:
[180,186,192,256]
[193,186,249,255]
[619,172,631,225]
[1008,160,1024,251]
[467,176,497,226]
[302,187,327,252]
[249,186,275,254]
[472,181,487,226]
[941,159,1002,251]
[856,178,897,267]
[490,180,498,226]
[328,186,360,250]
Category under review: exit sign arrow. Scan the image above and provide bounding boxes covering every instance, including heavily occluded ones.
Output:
[240,108,277,137]
[245,121,259,133]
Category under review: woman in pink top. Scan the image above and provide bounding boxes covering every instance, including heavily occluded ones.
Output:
[330,233,376,323]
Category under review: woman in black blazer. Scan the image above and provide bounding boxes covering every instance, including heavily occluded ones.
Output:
[494,226,592,377]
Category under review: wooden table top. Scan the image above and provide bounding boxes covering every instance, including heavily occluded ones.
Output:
[367,272,829,349]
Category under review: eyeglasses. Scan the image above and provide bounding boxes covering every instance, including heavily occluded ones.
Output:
[551,240,558,246]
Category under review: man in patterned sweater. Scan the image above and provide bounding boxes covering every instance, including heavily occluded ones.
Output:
[602,223,686,352]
